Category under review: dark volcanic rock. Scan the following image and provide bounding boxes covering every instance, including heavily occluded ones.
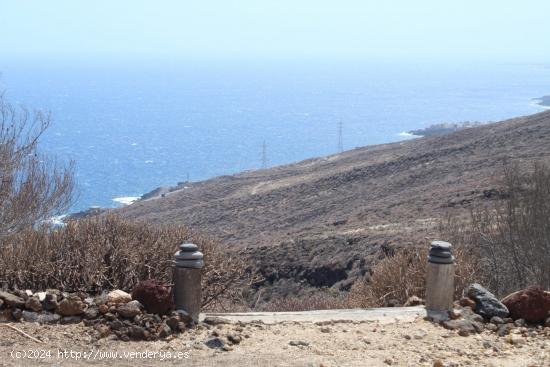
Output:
[42,293,59,311]
[25,297,42,312]
[117,300,142,318]
[131,280,173,315]
[21,311,61,324]
[205,337,225,349]
[0,291,26,308]
[56,295,86,316]
[501,286,550,323]
[466,283,509,319]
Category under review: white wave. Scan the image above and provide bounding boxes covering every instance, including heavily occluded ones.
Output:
[45,214,67,227]
[144,160,154,163]
[398,131,421,138]
[112,196,140,206]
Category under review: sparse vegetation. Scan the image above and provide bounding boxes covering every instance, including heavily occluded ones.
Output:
[443,162,550,296]
[0,93,74,238]
[0,215,249,311]
[346,245,483,308]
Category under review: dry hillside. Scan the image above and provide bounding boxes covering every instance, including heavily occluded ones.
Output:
[117,110,550,301]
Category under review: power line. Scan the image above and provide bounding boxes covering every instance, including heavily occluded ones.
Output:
[337,120,343,153]
[261,140,267,169]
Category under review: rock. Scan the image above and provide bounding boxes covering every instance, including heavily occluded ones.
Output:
[384,358,394,365]
[0,299,3,309]
[0,309,13,322]
[0,291,26,308]
[21,311,60,324]
[485,323,498,332]
[466,283,509,319]
[490,316,504,325]
[84,306,99,319]
[56,295,85,316]
[289,340,310,347]
[156,322,172,338]
[514,318,526,327]
[227,333,242,344]
[404,296,423,307]
[506,334,526,346]
[173,309,193,324]
[165,316,180,331]
[177,322,187,332]
[448,309,462,320]
[203,316,232,325]
[117,300,142,318]
[433,361,444,367]
[497,324,513,337]
[205,337,225,349]
[441,319,481,335]
[320,327,331,333]
[461,307,484,323]
[128,325,148,340]
[131,280,173,315]
[482,340,493,349]
[98,304,109,314]
[60,316,82,324]
[107,290,132,304]
[11,308,22,320]
[25,297,42,312]
[12,290,29,301]
[459,297,476,309]
[42,294,58,311]
[95,324,111,338]
[36,292,47,302]
[222,345,233,352]
[501,286,550,323]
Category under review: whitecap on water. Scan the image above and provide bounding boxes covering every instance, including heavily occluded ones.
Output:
[398,131,421,139]
[112,196,140,206]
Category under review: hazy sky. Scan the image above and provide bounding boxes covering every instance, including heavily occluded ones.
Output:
[1,0,549,65]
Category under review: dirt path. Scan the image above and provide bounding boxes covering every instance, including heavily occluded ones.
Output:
[1,315,548,367]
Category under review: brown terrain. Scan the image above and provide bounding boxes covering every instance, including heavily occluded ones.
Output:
[117,110,550,301]
[1,315,548,367]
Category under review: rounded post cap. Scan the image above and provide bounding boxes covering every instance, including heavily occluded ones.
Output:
[428,240,455,264]
[175,243,204,269]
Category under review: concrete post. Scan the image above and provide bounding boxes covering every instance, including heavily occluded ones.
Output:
[425,240,455,318]
[174,243,204,323]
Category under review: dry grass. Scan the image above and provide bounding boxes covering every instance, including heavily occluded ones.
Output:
[0,215,249,310]
[347,245,484,308]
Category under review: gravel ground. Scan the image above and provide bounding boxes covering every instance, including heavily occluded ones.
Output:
[1,317,548,367]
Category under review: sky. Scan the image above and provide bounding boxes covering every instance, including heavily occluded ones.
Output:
[0,0,549,66]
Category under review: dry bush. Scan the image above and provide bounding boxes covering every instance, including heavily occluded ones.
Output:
[0,93,74,238]
[0,215,248,310]
[347,245,483,308]
[443,162,550,296]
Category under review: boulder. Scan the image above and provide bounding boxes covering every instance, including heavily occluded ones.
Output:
[21,311,61,324]
[131,280,173,315]
[42,293,58,311]
[56,295,86,316]
[106,290,132,304]
[501,286,550,323]
[0,291,26,308]
[117,300,142,318]
[25,297,42,312]
[466,283,509,319]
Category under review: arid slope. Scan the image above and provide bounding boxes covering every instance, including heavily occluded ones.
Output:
[118,110,550,296]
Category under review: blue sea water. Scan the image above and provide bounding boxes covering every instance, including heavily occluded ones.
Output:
[0,62,548,212]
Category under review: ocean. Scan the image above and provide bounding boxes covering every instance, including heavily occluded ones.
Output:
[1,62,548,212]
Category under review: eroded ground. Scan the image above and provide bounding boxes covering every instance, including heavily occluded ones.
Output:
[1,317,548,367]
